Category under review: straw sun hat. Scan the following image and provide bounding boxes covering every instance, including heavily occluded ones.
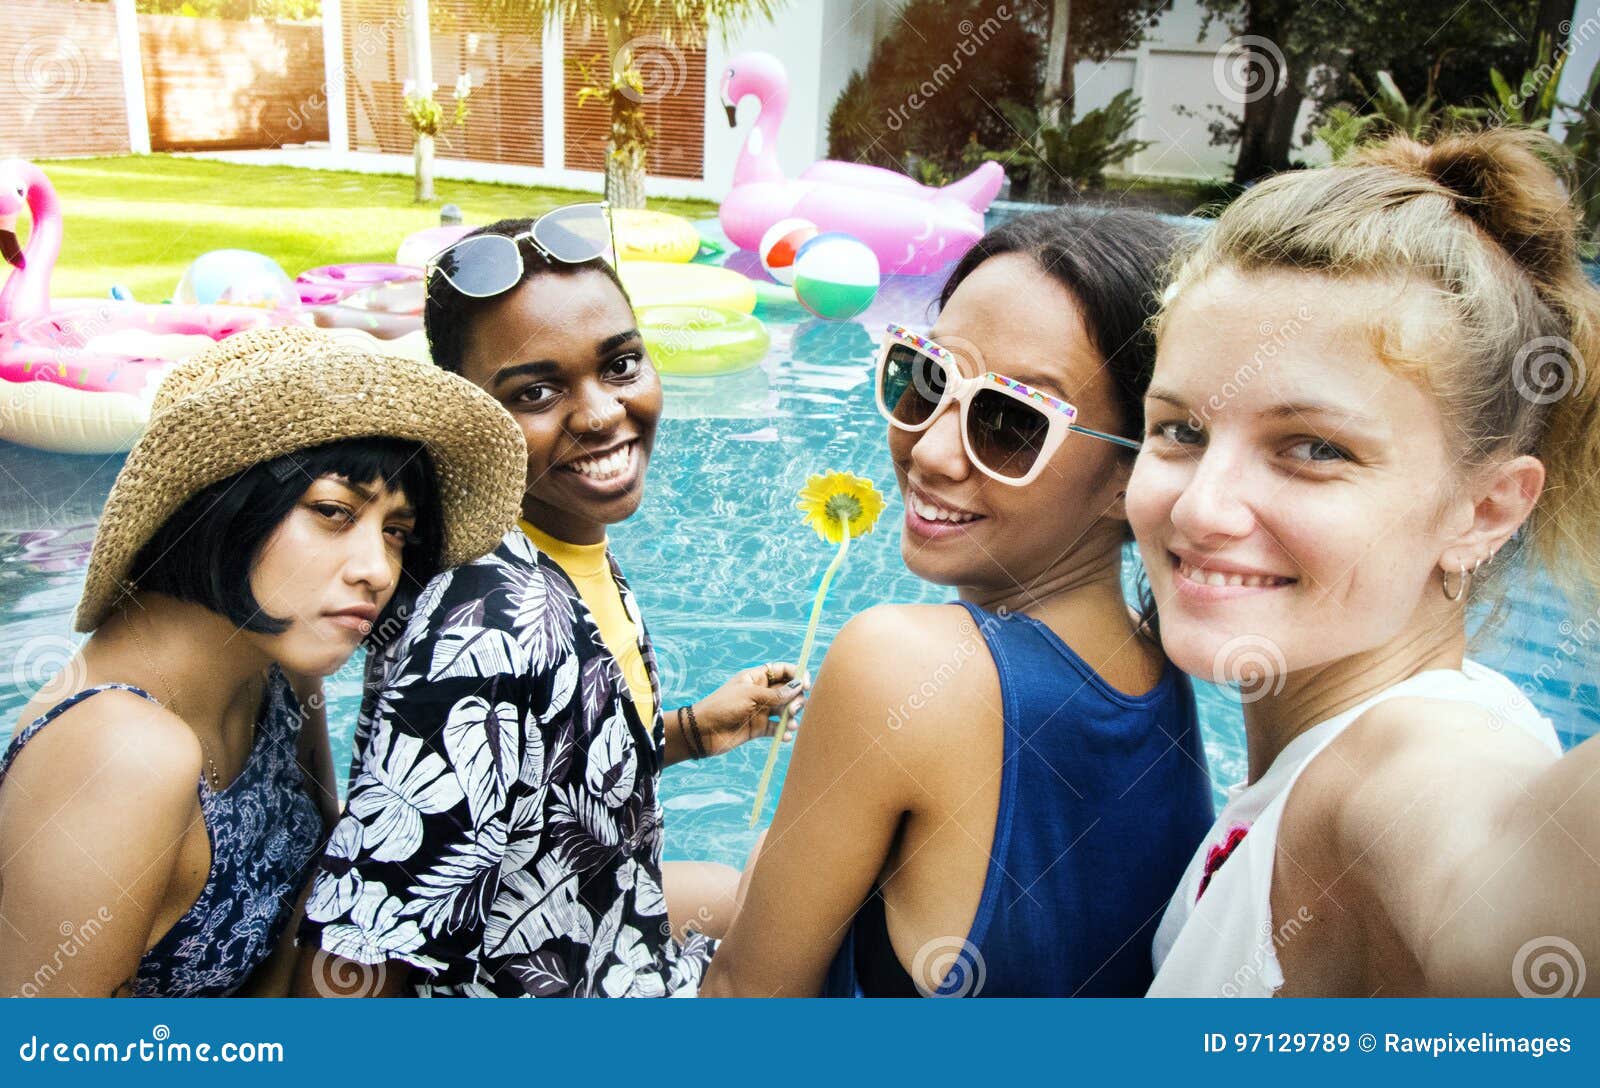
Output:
[74,326,527,632]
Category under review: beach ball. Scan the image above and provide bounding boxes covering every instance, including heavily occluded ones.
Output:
[174,250,294,309]
[759,217,818,286]
[793,233,880,320]
[397,225,472,268]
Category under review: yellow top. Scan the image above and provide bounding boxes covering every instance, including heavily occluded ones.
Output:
[519,519,655,728]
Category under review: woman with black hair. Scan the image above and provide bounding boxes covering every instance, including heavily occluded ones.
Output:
[298,211,807,997]
[701,207,1215,997]
[0,327,527,997]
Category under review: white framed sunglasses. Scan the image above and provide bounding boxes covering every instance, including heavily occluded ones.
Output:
[425,202,617,298]
[874,323,1141,486]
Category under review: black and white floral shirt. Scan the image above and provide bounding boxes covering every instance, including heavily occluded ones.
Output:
[300,529,713,996]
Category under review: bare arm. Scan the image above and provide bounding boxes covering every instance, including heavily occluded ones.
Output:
[0,697,199,997]
[700,609,940,997]
[1327,697,1600,995]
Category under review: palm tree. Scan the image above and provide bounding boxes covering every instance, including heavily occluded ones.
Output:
[482,1,783,207]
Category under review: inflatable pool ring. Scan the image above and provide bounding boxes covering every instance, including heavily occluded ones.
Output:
[174,249,297,309]
[759,218,818,286]
[308,276,424,340]
[397,225,473,268]
[638,306,769,376]
[296,263,421,306]
[612,210,702,263]
[793,233,880,320]
[0,303,295,453]
[619,260,757,313]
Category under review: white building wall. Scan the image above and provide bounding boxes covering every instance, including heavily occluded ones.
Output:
[1073,0,1321,180]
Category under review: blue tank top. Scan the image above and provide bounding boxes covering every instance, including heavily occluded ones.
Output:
[824,600,1214,997]
[0,667,324,996]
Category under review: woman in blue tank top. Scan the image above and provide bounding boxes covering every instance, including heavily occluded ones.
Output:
[702,208,1215,997]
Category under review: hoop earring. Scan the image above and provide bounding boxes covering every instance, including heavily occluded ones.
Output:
[1441,562,1471,602]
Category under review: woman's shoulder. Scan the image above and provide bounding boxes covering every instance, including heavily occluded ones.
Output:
[1301,675,1561,867]
[3,688,201,823]
[824,603,1001,738]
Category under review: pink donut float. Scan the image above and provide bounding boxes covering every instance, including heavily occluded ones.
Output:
[294,263,421,307]
[0,302,295,453]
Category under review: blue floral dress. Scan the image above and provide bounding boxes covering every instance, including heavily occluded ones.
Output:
[0,666,324,996]
[299,529,713,997]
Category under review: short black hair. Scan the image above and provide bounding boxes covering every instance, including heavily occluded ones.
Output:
[423,216,630,374]
[936,205,1192,444]
[128,436,444,644]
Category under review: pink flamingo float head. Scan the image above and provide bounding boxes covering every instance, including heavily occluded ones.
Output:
[716,53,1004,277]
[0,158,64,323]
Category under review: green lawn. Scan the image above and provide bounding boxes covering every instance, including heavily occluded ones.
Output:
[31,155,718,305]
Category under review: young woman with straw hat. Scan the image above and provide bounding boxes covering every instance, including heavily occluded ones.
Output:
[0,326,526,997]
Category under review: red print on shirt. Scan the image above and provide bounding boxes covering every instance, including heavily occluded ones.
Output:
[1195,824,1250,902]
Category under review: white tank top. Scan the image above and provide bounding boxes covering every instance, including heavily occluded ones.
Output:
[1148,660,1563,997]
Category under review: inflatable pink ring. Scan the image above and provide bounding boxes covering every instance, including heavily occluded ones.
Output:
[0,302,298,452]
[295,263,419,307]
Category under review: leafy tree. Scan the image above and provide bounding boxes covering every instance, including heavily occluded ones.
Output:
[966,89,1151,194]
[828,0,1163,188]
[1195,0,1540,182]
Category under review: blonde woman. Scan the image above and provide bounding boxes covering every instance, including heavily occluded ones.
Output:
[1127,128,1600,996]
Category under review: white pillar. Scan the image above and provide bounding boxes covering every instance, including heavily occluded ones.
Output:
[322,0,350,152]
[541,18,565,171]
[407,0,433,97]
[112,0,150,154]
[1550,0,1600,142]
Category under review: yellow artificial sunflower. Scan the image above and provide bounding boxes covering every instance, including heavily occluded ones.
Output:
[796,471,885,544]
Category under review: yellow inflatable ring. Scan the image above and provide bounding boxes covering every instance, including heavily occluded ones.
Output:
[639,306,769,376]
[612,210,702,263]
[619,260,757,313]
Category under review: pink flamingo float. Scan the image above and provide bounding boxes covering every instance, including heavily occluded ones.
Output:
[717,52,1004,276]
[0,159,292,453]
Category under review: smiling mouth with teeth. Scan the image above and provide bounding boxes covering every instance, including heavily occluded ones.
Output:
[1175,557,1295,589]
[909,491,982,525]
[560,441,635,481]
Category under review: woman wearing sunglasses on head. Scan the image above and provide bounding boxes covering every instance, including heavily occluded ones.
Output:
[700,208,1215,998]
[0,327,525,997]
[297,206,807,998]
[1132,129,1600,996]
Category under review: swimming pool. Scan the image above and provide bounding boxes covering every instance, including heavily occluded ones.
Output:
[2,231,1597,869]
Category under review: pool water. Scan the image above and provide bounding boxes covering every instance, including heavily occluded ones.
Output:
[2,236,1597,869]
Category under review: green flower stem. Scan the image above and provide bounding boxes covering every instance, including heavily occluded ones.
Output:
[748,519,853,829]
